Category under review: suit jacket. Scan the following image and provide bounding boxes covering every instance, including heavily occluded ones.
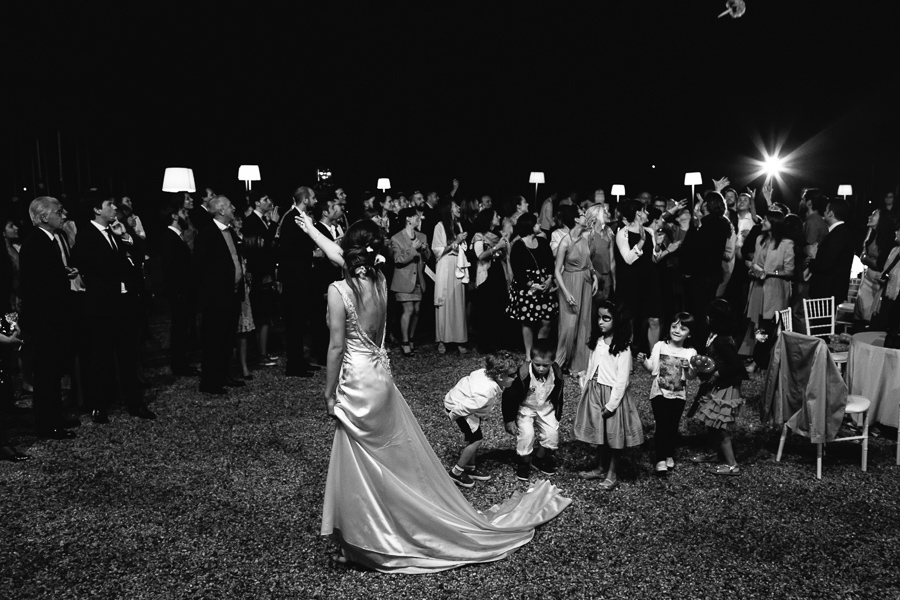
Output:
[18,228,70,334]
[277,206,314,286]
[685,214,732,283]
[242,211,277,287]
[72,222,133,318]
[809,222,855,303]
[159,227,193,301]
[390,229,429,293]
[193,221,243,309]
[501,361,565,425]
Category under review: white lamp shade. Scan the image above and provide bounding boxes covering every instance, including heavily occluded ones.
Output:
[238,165,261,181]
[529,171,545,184]
[377,178,391,191]
[162,167,196,193]
[684,172,703,186]
[610,184,626,196]
[837,184,853,196]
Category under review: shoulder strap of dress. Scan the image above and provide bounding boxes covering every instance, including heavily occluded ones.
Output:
[331,281,356,320]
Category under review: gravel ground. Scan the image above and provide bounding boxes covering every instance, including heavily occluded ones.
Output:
[2,330,898,600]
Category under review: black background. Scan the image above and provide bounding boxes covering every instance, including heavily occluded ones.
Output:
[5,2,898,211]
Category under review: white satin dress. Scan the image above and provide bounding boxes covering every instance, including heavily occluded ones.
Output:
[321,280,571,573]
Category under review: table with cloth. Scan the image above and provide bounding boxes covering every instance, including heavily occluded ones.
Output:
[846,331,900,427]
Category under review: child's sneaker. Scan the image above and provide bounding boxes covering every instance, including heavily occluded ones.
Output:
[516,462,531,481]
[449,469,474,488]
[665,457,675,470]
[464,465,491,481]
[533,455,557,475]
[654,460,668,476]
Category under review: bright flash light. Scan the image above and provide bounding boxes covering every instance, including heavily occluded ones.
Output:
[763,155,784,177]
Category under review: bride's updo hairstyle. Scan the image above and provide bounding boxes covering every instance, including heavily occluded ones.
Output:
[341,218,386,299]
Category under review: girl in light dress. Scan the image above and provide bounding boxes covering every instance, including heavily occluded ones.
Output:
[573,301,644,491]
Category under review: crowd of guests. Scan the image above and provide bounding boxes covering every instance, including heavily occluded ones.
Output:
[1,175,898,473]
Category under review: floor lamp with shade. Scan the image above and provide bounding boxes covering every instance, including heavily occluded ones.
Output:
[529,172,545,206]
[238,165,261,191]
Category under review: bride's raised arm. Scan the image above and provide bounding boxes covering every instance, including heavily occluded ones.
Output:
[296,212,345,267]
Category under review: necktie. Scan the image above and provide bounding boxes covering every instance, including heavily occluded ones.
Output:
[104,228,118,251]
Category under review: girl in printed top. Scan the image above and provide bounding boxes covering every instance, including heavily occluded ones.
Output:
[573,301,644,491]
[636,312,698,476]
[690,299,748,476]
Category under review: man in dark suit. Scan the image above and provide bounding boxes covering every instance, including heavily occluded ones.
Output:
[277,186,318,377]
[808,197,855,304]
[242,191,279,366]
[73,193,155,423]
[18,197,77,439]
[193,196,244,394]
[159,197,198,377]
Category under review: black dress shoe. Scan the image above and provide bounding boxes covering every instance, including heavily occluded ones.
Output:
[285,369,313,378]
[303,363,322,371]
[224,379,246,388]
[91,410,110,424]
[37,428,77,440]
[172,366,201,377]
[128,406,157,420]
[241,374,254,381]
[1,446,30,462]
[199,384,227,395]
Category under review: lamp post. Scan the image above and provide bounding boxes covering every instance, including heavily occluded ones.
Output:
[238,165,261,191]
[162,167,196,193]
[529,171,545,205]
[837,184,853,200]
[684,172,702,210]
[610,184,625,205]
[377,178,391,195]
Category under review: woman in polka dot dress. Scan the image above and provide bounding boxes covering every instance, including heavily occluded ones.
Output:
[507,212,558,357]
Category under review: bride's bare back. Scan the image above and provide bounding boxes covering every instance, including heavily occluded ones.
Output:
[349,276,387,347]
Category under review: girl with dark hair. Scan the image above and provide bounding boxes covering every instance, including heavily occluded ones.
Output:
[470,208,509,353]
[574,301,644,491]
[741,208,795,363]
[636,312,698,475]
[690,299,747,475]
[506,212,558,357]
[295,212,570,572]
[431,199,469,354]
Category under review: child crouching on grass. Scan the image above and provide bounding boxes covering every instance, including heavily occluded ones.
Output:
[444,351,519,488]
[502,339,565,481]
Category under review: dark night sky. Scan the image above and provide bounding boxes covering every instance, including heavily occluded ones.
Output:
[5,2,899,207]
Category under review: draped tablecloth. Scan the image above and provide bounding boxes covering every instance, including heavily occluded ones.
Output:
[847,331,900,427]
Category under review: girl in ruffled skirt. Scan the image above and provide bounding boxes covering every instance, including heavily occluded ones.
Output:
[574,301,644,490]
[691,299,748,476]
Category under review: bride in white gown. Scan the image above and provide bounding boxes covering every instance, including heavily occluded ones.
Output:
[297,213,571,574]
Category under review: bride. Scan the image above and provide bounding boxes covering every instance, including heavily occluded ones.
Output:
[296,212,571,573]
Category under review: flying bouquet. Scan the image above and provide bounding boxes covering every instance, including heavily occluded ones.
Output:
[718,0,746,19]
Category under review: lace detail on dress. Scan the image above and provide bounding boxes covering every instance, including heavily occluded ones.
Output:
[333,281,392,377]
